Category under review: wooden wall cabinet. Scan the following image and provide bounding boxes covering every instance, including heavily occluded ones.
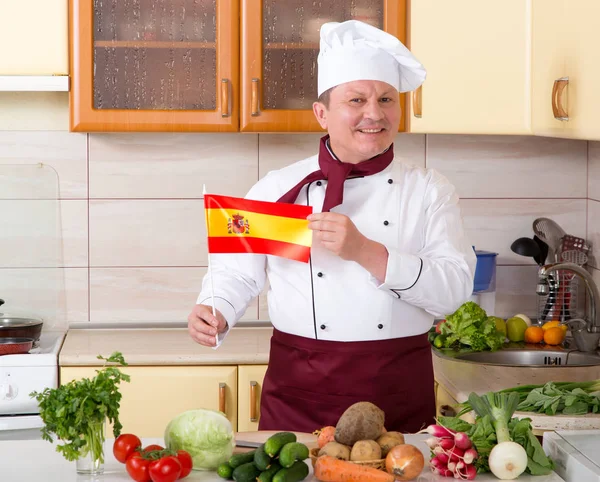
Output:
[0,0,68,75]
[70,0,406,132]
[408,0,531,135]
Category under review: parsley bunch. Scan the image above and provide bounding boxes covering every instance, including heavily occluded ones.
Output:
[30,352,130,462]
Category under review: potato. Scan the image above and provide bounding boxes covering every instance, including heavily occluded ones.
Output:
[350,440,382,461]
[335,401,385,446]
[318,441,351,460]
[376,431,405,457]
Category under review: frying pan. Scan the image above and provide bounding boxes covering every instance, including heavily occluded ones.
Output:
[0,337,34,355]
[0,299,44,342]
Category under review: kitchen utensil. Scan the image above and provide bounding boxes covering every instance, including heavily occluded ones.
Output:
[560,234,590,253]
[0,316,43,343]
[510,237,541,261]
[533,235,549,265]
[0,337,34,356]
[533,217,566,262]
[559,250,589,321]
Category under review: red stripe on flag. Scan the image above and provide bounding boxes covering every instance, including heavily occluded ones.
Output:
[208,237,311,263]
[205,194,312,220]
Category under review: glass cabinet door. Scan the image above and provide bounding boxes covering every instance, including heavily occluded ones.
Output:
[241,0,404,132]
[70,0,239,132]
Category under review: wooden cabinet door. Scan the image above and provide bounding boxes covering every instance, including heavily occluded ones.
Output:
[240,0,406,132]
[409,0,531,134]
[561,0,600,141]
[237,365,268,432]
[61,366,238,437]
[69,0,239,132]
[531,0,567,138]
[0,0,68,75]
[435,381,474,424]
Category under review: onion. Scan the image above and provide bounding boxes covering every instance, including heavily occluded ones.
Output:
[488,441,528,480]
[386,444,425,481]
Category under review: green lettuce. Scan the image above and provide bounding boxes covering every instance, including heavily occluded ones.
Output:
[164,409,235,470]
[439,301,505,351]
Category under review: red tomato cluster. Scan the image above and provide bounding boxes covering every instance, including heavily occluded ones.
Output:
[113,434,193,482]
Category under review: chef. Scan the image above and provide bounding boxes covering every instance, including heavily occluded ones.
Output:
[188,20,476,433]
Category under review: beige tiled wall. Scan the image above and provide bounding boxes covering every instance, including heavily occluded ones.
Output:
[0,95,593,324]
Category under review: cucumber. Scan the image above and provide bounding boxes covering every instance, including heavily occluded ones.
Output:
[264,432,297,457]
[229,449,257,469]
[254,443,273,471]
[278,442,309,468]
[217,462,234,480]
[257,461,282,482]
[272,461,309,482]
[232,461,261,482]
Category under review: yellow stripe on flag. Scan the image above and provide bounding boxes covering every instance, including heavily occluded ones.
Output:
[206,208,312,247]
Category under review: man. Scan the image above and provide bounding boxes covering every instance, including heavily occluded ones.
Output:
[189,20,476,433]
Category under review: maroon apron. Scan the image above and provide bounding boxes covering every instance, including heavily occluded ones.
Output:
[258,328,435,433]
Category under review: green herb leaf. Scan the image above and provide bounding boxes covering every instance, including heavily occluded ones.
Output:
[30,351,129,462]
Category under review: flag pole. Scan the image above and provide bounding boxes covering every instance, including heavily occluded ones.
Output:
[203,185,217,318]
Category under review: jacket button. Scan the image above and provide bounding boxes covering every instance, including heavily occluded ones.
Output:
[316,181,322,186]
[388,179,393,184]
[320,324,326,330]
[317,272,323,277]
[378,324,384,329]
[383,220,389,226]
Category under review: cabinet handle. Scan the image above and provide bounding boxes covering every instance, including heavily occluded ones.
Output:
[412,86,422,118]
[251,78,260,116]
[552,77,569,121]
[219,382,226,414]
[221,79,230,118]
[439,404,457,417]
[250,381,258,422]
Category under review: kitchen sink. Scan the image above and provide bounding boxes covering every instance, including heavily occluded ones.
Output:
[452,349,600,367]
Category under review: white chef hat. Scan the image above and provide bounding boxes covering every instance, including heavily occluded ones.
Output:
[317,20,426,96]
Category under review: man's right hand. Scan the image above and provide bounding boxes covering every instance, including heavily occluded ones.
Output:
[188,304,228,347]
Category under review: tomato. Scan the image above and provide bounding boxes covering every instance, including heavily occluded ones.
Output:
[113,433,142,464]
[435,320,446,334]
[142,444,164,453]
[175,450,193,478]
[126,454,151,482]
[148,456,182,482]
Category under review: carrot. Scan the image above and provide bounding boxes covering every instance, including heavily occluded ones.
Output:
[314,456,395,482]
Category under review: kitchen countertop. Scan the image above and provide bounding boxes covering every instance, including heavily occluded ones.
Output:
[433,351,600,431]
[0,433,565,482]
[59,327,274,366]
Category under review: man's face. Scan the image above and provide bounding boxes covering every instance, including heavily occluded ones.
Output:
[313,80,401,164]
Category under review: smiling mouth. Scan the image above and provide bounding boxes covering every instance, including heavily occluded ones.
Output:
[358,128,385,134]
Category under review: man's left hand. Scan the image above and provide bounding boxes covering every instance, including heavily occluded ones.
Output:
[307,212,366,261]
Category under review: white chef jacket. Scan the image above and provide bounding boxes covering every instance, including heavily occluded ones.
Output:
[197,153,477,343]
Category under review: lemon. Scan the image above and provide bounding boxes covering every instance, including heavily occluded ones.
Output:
[542,320,568,333]
[506,317,528,342]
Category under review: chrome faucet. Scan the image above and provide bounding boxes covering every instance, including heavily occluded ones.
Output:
[538,262,600,351]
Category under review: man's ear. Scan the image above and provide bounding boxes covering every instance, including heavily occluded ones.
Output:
[312,101,328,130]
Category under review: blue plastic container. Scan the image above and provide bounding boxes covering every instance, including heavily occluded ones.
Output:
[473,249,498,293]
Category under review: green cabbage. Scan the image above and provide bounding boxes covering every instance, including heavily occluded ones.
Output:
[164,409,235,471]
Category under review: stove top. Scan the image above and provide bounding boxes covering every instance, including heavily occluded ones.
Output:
[0,331,66,367]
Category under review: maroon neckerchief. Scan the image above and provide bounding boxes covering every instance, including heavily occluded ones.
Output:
[277,135,394,212]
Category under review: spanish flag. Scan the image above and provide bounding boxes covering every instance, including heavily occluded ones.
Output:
[204,194,313,263]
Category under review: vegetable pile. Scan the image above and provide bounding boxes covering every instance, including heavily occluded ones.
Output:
[216,431,310,482]
[424,424,478,479]
[432,302,506,352]
[113,434,193,482]
[30,352,130,464]
[435,391,554,479]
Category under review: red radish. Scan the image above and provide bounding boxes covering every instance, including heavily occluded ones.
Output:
[425,437,440,449]
[448,461,456,472]
[434,452,449,465]
[439,438,455,451]
[454,432,472,450]
[463,448,478,465]
[447,447,464,463]
[455,463,477,480]
[430,455,447,470]
[422,424,455,438]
